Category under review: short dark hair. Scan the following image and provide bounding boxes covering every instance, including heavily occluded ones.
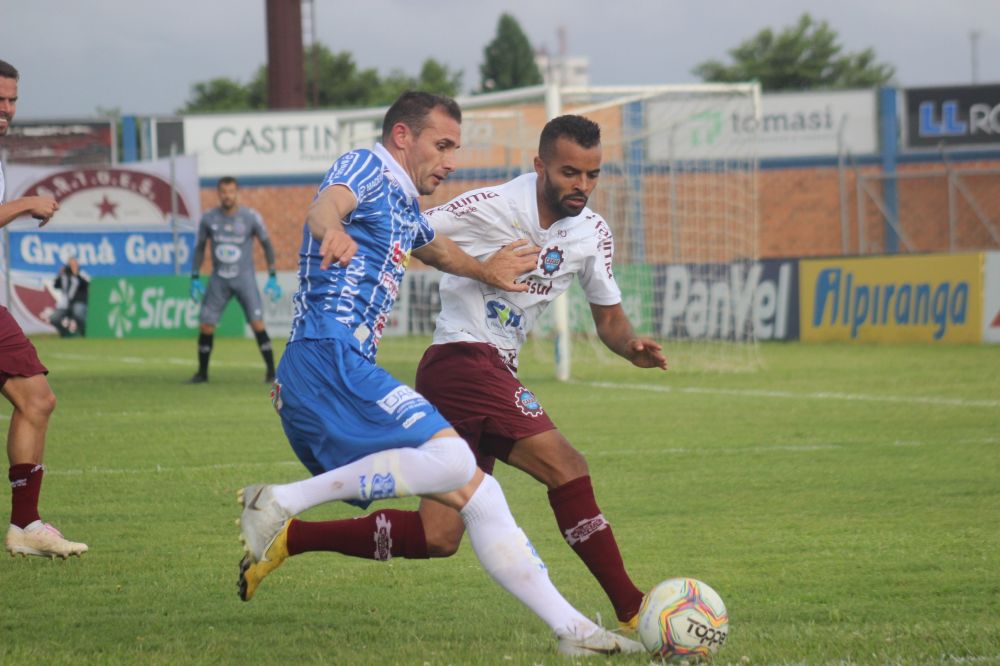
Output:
[539,115,601,160]
[0,59,19,81]
[217,176,238,188]
[381,91,461,142]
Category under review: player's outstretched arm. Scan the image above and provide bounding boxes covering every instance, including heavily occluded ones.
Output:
[413,236,540,293]
[590,302,668,370]
[0,195,59,228]
[307,184,358,270]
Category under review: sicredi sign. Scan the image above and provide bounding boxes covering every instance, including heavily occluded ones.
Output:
[183,111,346,177]
[647,89,877,160]
[904,84,1000,148]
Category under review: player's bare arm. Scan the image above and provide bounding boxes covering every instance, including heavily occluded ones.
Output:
[0,196,59,228]
[590,302,668,370]
[307,184,359,269]
[413,235,540,293]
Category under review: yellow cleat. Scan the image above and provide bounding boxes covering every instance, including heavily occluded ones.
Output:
[618,612,640,635]
[238,519,291,602]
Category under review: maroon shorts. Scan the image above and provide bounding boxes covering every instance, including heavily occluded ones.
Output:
[0,306,48,387]
[415,342,555,474]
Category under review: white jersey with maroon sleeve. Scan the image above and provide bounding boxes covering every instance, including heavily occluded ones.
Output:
[424,172,621,370]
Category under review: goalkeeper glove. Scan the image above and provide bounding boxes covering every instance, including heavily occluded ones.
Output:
[190,275,206,302]
[264,272,282,303]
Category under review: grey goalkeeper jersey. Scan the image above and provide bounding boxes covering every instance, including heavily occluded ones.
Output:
[193,206,275,280]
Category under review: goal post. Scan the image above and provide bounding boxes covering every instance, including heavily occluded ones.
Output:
[421,81,763,379]
[547,83,762,378]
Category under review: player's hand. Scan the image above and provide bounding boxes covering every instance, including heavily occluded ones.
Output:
[625,337,668,370]
[28,196,59,227]
[264,274,282,302]
[190,277,206,302]
[481,239,541,293]
[319,228,358,270]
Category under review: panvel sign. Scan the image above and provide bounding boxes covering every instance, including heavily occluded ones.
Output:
[800,254,982,343]
[655,260,799,341]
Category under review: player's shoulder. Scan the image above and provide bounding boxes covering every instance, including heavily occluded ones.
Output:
[427,173,525,219]
[572,207,614,243]
[331,148,380,173]
[241,206,264,221]
[201,207,223,222]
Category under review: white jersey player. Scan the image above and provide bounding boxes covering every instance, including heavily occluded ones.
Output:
[426,170,621,371]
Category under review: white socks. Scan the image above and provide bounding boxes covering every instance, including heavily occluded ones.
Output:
[270,437,475,515]
[460,474,597,639]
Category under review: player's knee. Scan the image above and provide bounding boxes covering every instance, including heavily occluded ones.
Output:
[21,384,56,423]
[424,436,476,489]
[560,446,590,480]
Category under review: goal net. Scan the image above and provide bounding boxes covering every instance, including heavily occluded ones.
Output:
[418,83,762,379]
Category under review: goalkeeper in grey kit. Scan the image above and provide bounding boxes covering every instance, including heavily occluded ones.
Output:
[188,176,282,384]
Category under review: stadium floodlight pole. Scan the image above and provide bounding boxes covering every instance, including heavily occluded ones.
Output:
[545,83,572,383]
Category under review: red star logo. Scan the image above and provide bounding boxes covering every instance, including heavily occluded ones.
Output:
[96,195,118,219]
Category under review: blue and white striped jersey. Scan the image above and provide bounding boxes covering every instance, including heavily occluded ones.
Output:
[288,143,436,361]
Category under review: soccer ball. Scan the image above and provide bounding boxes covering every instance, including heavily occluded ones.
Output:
[637,577,729,660]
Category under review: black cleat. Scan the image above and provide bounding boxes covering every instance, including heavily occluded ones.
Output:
[186,373,208,384]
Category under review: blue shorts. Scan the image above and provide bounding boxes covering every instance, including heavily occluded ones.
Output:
[274,338,451,478]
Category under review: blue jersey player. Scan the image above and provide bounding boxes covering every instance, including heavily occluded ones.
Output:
[236,92,643,657]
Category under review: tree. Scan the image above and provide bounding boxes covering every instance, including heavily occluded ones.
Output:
[375,59,463,105]
[479,13,542,92]
[692,14,895,91]
[181,77,257,113]
[181,45,465,113]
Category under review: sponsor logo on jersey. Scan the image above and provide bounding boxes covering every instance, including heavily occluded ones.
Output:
[214,243,242,264]
[443,190,498,214]
[390,241,408,267]
[526,278,553,296]
[402,412,425,429]
[541,246,565,276]
[270,380,283,411]
[514,386,543,417]
[563,514,609,545]
[372,313,389,348]
[594,218,615,278]
[485,298,525,338]
[377,385,425,415]
[373,513,393,561]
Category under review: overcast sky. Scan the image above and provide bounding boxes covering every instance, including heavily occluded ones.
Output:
[4,0,999,119]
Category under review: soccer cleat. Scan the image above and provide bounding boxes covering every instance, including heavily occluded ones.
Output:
[186,373,208,384]
[557,626,646,657]
[5,522,88,559]
[238,484,291,563]
[238,519,290,601]
[618,611,640,635]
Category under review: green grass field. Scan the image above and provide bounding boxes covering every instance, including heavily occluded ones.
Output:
[2,336,998,665]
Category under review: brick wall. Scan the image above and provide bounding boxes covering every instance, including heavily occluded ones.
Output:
[204,159,1000,272]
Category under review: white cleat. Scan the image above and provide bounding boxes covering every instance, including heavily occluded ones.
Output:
[238,484,291,563]
[557,626,646,657]
[5,522,88,559]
